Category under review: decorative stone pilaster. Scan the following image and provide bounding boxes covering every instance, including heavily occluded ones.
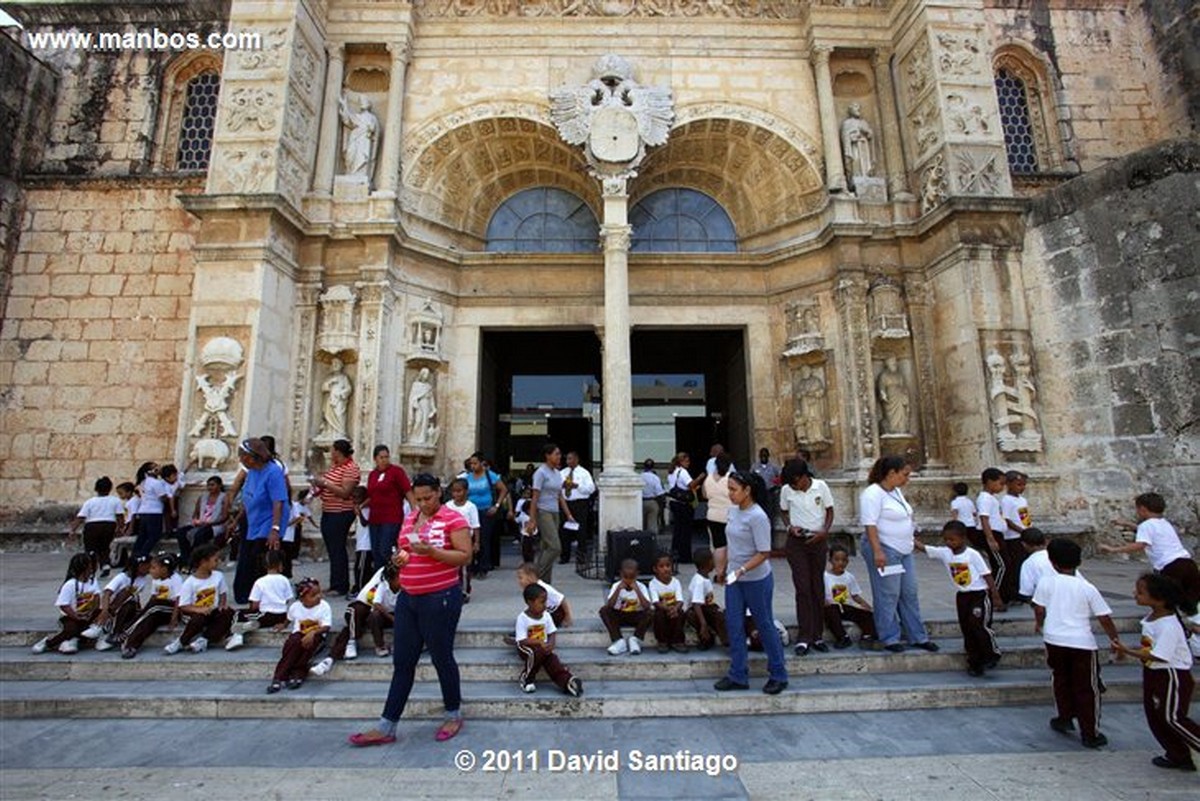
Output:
[314,43,345,195]
[834,270,876,468]
[904,273,947,469]
[354,281,391,449]
[288,282,321,468]
[872,49,912,200]
[376,38,411,198]
[811,44,847,194]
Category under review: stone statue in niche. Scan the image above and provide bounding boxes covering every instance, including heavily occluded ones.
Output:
[188,337,244,441]
[407,368,439,446]
[876,356,912,436]
[339,93,379,184]
[784,300,823,356]
[986,350,1014,441]
[986,347,1043,453]
[792,365,830,447]
[840,103,875,189]
[317,357,353,442]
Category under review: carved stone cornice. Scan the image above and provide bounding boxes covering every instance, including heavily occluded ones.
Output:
[414,1,804,19]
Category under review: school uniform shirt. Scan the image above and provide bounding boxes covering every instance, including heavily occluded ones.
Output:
[641,470,665,500]
[1135,518,1191,571]
[859,483,915,554]
[1032,572,1112,651]
[648,576,684,608]
[355,567,398,613]
[1019,549,1056,598]
[780,479,835,532]
[137,476,170,515]
[538,580,565,613]
[249,573,295,615]
[515,610,556,644]
[1000,493,1031,540]
[1139,614,1194,670]
[975,491,1002,539]
[950,496,977,527]
[179,571,229,610]
[287,599,333,635]
[560,465,596,502]
[924,545,991,592]
[445,499,480,531]
[396,505,469,595]
[55,578,100,616]
[688,573,716,606]
[149,573,184,604]
[607,580,650,613]
[355,507,371,552]
[103,572,149,602]
[286,501,311,543]
[824,570,866,607]
[77,495,125,523]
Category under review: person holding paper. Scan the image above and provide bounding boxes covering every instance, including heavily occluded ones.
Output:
[859,456,938,654]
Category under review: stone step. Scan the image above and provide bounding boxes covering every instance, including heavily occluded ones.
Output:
[0,636,1088,683]
[0,665,1143,720]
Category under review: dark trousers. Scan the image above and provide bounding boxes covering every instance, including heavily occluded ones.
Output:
[599,606,651,641]
[321,511,355,595]
[474,513,498,573]
[956,590,1000,670]
[669,501,694,563]
[562,499,591,563]
[550,605,567,628]
[966,527,1003,577]
[382,585,464,722]
[273,631,327,682]
[330,601,392,657]
[786,535,828,645]
[823,603,877,641]
[83,521,117,568]
[133,513,164,558]
[235,609,288,629]
[516,643,573,690]
[1045,643,1102,737]
[233,538,268,605]
[1143,666,1200,767]
[368,523,401,580]
[521,533,539,564]
[688,603,727,648]
[46,612,98,649]
[104,593,141,637]
[121,600,174,652]
[180,608,234,645]
[1160,557,1200,614]
[999,539,1027,603]
[352,550,374,593]
[653,605,686,645]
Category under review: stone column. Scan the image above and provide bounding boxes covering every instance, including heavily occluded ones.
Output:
[354,281,391,446]
[834,270,877,469]
[375,39,410,197]
[872,49,912,200]
[904,272,947,469]
[812,44,846,193]
[287,281,322,468]
[313,43,345,194]
[596,178,643,537]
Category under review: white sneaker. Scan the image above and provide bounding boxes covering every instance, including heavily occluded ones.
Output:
[566,677,583,698]
[163,638,183,655]
[30,638,48,654]
[628,636,642,655]
[81,624,105,640]
[230,620,257,635]
[345,639,358,660]
[94,637,114,652]
[224,633,244,651]
[521,682,536,693]
[607,638,629,656]
[189,636,208,654]
[58,639,79,654]
[309,657,334,677]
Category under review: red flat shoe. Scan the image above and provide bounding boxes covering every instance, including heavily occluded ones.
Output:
[435,718,463,741]
[348,730,396,747]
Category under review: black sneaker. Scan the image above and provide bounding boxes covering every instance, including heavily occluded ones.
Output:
[566,676,583,698]
[811,641,830,653]
[1151,756,1189,770]
[762,679,788,695]
[967,666,984,677]
[984,655,1001,669]
[1049,717,1075,734]
[884,643,906,653]
[793,643,810,657]
[714,677,750,691]
[913,641,939,652]
[1081,733,1108,749]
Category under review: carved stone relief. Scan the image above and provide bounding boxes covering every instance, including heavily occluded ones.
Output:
[233,27,288,72]
[902,36,933,107]
[908,91,942,164]
[226,87,279,133]
[188,336,245,468]
[792,364,831,451]
[409,297,445,361]
[875,356,914,437]
[868,278,910,339]
[212,147,275,194]
[406,367,440,447]
[315,357,353,444]
[317,285,358,356]
[944,92,992,137]
[288,285,321,465]
[934,30,984,78]
[920,153,948,214]
[982,332,1044,454]
[290,36,321,102]
[784,299,824,357]
[414,1,804,18]
[955,149,1003,195]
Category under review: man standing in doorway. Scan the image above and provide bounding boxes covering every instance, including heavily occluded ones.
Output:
[752,448,782,527]
[559,451,595,564]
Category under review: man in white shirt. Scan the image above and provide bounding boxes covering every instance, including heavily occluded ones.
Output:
[640,459,665,535]
[559,451,595,564]
[705,444,736,476]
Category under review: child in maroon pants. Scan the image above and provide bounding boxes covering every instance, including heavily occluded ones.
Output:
[515,583,582,697]
[268,577,332,693]
[686,549,728,650]
[600,559,652,656]
[31,554,101,655]
[164,544,234,654]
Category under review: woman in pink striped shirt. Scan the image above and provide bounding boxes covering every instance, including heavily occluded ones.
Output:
[349,473,472,746]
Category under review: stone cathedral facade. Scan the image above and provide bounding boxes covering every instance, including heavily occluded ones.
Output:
[0,1,1196,535]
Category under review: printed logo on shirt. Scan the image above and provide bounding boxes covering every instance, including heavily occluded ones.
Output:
[299,618,322,635]
[1019,507,1031,527]
[621,597,640,613]
[366,587,377,605]
[527,624,546,643]
[1140,634,1154,665]
[76,591,97,615]
[660,591,677,606]
[950,563,971,587]
[154,582,172,600]
[704,592,715,605]
[832,584,849,604]
[195,586,217,608]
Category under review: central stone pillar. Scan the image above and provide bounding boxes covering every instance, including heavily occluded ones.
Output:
[597,178,644,536]
[811,44,846,193]
[314,43,345,195]
[872,49,913,201]
[375,38,410,198]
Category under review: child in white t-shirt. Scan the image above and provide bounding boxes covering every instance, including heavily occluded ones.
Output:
[915,520,1002,676]
[86,554,152,651]
[67,476,126,577]
[648,552,688,653]
[286,489,314,571]
[1101,492,1198,617]
[686,548,726,650]
[269,577,333,692]
[1017,527,1054,601]
[974,468,1007,600]
[350,486,372,595]
[999,471,1031,604]
[600,559,651,656]
[514,583,582,696]
[119,553,182,658]
[31,553,101,655]
[950,482,976,529]
[446,479,481,600]
[166,543,233,655]
[1111,572,1200,771]
[823,544,876,648]
[516,562,572,628]
[1032,538,1120,748]
[319,563,403,671]
[226,550,295,650]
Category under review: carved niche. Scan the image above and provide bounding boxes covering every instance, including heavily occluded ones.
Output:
[868,277,910,339]
[784,299,824,357]
[317,285,358,357]
[407,297,445,362]
[791,363,832,453]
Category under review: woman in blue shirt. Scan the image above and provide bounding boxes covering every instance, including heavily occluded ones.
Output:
[461,452,508,577]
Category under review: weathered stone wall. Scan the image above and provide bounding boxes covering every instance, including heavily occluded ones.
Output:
[1023,138,1200,539]
[1139,0,1200,135]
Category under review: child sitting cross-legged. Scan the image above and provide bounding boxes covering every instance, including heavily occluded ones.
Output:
[119,553,182,659]
[823,544,876,649]
[311,562,402,677]
[165,543,234,655]
[648,552,688,654]
[31,553,101,655]
[600,558,651,656]
[686,548,727,650]
[226,550,294,651]
[515,583,582,697]
[268,576,332,693]
[85,554,152,651]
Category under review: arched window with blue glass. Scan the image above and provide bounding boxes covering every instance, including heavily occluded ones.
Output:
[629,188,737,253]
[485,188,599,253]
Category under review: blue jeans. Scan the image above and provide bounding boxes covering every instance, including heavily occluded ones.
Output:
[132,513,164,558]
[860,536,930,647]
[382,585,463,723]
[724,571,788,685]
[368,523,401,576]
